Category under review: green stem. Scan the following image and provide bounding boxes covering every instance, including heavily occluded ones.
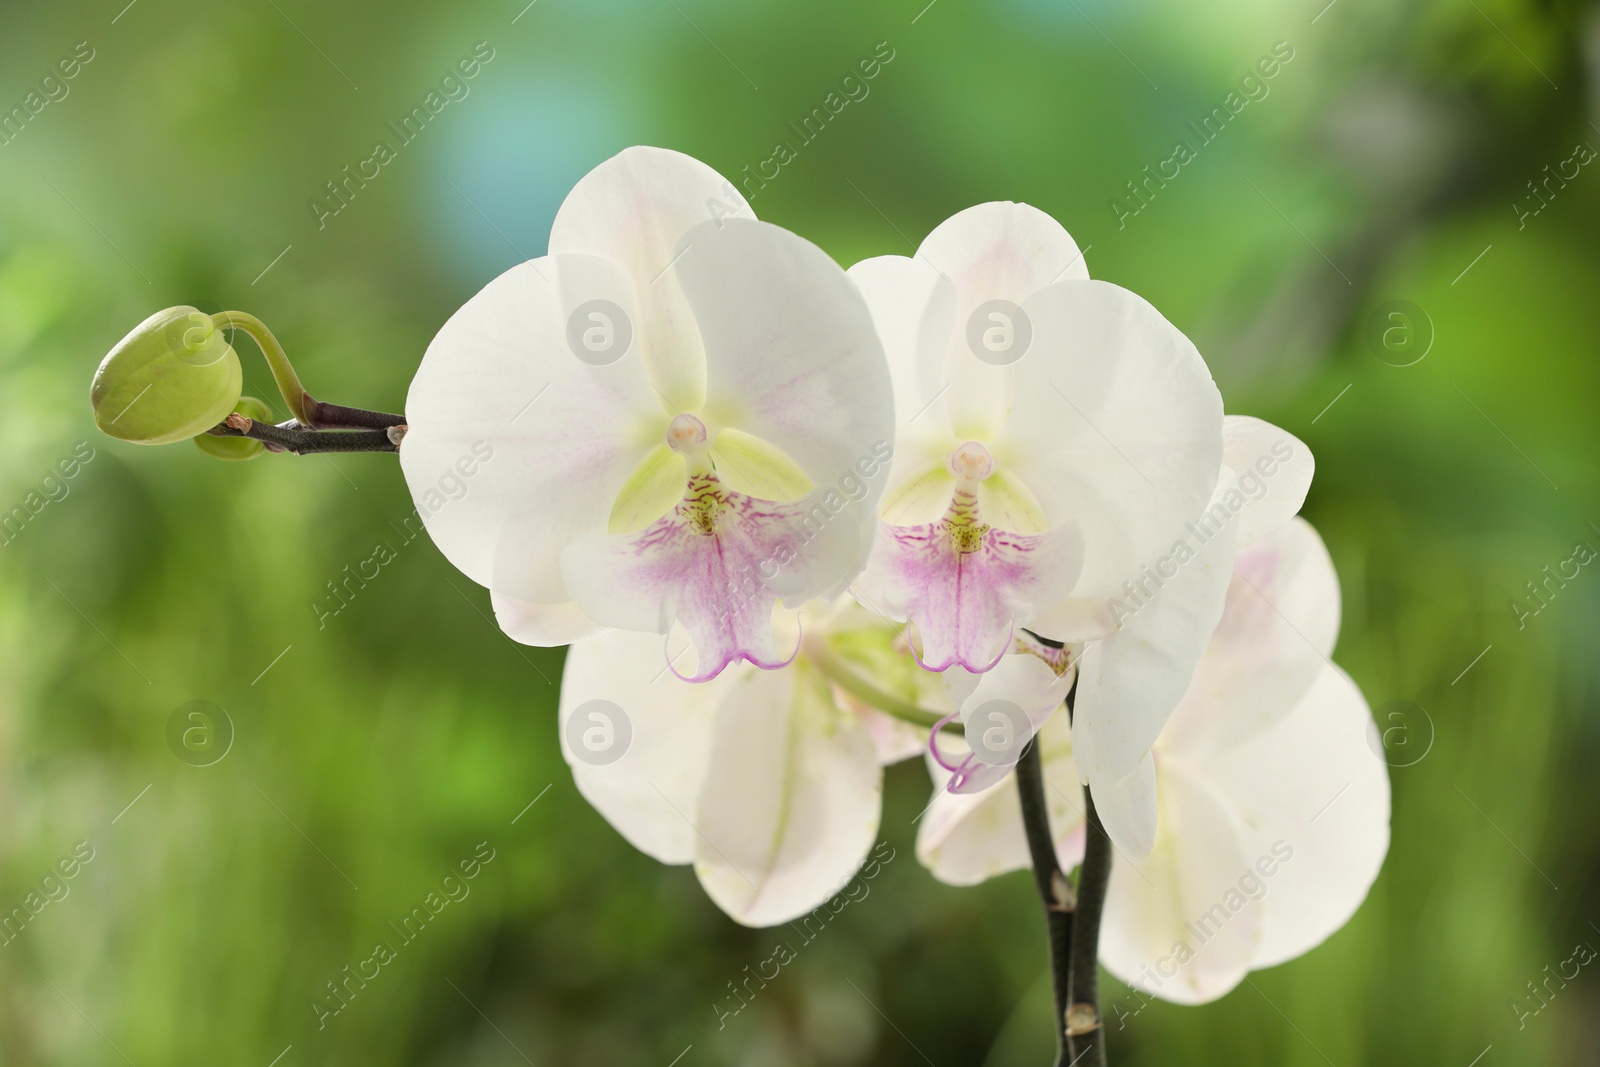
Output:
[806,641,956,732]
[213,311,311,425]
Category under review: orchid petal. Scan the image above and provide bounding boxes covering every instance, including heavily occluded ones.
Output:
[1091,753,1159,859]
[1163,517,1342,753]
[976,469,1048,535]
[549,146,755,410]
[857,706,930,765]
[918,202,1092,438]
[556,628,729,864]
[1002,279,1223,613]
[402,255,659,606]
[708,428,815,502]
[1222,416,1314,547]
[879,464,958,527]
[608,443,690,535]
[855,517,1085,674]
[846,254,959,517]
[1100,768,1264,1005]
[918,201,1092,303]
[1197,663,1390,970]
[491,590,606,646]
[693,662,882,927]
[1071,496,1237,788]
[678,218,894,525]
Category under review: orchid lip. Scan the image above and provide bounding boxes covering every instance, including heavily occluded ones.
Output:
[909,619,1015,675]
[928,711,965,773]
[665,616,802,683]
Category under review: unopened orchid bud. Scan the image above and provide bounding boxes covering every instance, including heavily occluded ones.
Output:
[194,396,273,461]
[91,307,243,445]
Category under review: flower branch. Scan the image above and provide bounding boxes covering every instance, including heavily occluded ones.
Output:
[1015,729,1076,1067]
[207,414,402,454]
[1066,785,1112,1066]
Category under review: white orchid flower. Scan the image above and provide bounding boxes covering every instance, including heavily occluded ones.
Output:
[846,202,1224,680]
[846,202,1245,807]
[925,413,1313,830]
[557,599,932,928]
[916,517,1390,1004]
[402,147,894,680]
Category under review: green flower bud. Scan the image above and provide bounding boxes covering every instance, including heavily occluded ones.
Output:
[91,307,243,445]
[194,396,274,461]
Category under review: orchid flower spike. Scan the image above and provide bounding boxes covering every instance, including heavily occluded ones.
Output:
[557,599,930,927]
[917,517,1390,1003]
[402,147,894,681]
[845,202,1225,677]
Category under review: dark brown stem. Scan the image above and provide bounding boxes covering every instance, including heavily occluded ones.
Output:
[1066,784,1113,1066]
[1016,733,1074,1066]
[302,394,406,430]
[208,416,399,454]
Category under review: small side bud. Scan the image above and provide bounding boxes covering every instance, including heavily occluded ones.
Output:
[195,397,274,461]
[91,307,243,445]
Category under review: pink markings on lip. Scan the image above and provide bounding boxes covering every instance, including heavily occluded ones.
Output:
[568,472,844,682]
[858,506,1083,675]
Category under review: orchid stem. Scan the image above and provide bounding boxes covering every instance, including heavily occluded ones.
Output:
[213,311,404,431]
[213,311,310,424]
[1015,734,1075,1066]
[1066,785,1113,1067]
[207,416,399,454]
[806,641,957,732]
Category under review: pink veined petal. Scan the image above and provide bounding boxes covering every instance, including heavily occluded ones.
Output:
[561,473,868,682]
[855,510,1083,675]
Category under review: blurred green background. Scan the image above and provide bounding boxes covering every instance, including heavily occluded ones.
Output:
[2,0,1597,1063]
